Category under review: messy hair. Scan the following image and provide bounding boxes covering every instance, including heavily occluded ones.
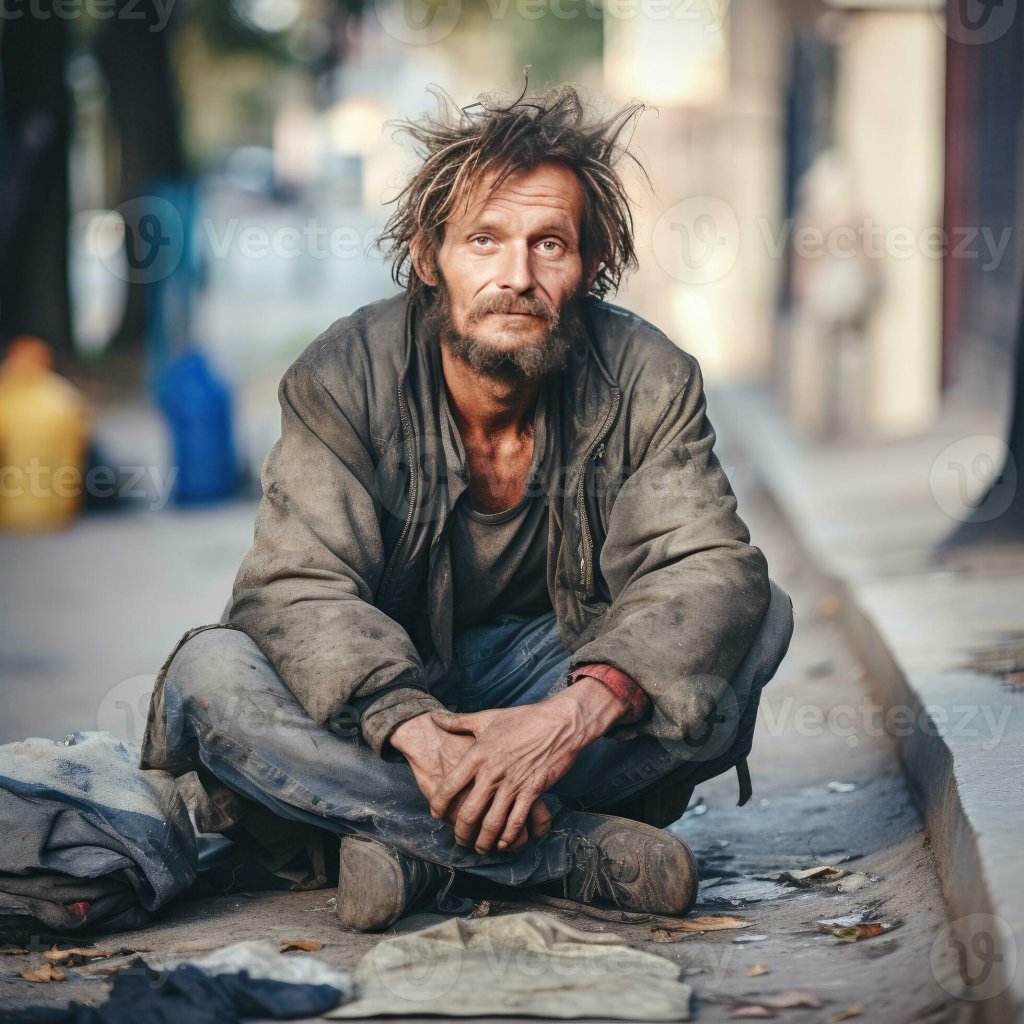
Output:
[375,75,650,302]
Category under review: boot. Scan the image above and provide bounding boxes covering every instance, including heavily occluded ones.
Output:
[543,812,699,916]
[337,835,449,932]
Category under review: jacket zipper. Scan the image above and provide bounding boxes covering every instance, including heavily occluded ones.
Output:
[577,389,620,600]
[378,378,418,605]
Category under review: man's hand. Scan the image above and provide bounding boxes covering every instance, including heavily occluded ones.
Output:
[389,712,546,851]
[428,677,627,854]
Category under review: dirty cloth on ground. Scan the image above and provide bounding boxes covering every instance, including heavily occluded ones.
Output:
[7,958,348,1024]
[328,911,692,1020]
[0,732,196,933]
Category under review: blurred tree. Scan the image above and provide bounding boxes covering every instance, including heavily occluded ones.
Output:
[92,0,186,355]
[0,1,73,358]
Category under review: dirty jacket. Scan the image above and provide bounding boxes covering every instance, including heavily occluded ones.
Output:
[223,291,772,756]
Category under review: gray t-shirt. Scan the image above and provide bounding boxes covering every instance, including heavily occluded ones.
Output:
[441,381,554,631]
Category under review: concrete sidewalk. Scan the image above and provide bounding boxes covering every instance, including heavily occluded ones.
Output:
[713,383,1024,1023]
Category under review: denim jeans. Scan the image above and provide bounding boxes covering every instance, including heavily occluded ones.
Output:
[160,580,793,888]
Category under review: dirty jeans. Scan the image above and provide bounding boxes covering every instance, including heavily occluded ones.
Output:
[159,580,793,888]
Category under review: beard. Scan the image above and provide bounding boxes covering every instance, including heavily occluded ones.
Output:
[425,273,587,382]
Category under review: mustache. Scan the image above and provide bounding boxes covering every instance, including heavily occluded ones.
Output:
[466,292,558,324]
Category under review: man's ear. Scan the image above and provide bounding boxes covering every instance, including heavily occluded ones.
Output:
[410,232,439,288]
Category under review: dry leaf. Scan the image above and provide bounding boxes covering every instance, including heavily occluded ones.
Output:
[825,1008,863,1024]
[764,991,823,1009]
[747,963,770,977]
[0,946,28,956]
[651,929,684,943]
[20,964,65,983]
[793,865,845,881]
[279,939,323,952]
[731,1006,776,1019]
[44,947,114,965]
[654,914,750,934]
[468,900,491,919]
[817,915,899,942]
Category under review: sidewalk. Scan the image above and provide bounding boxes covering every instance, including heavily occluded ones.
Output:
[713,383,1024,1023]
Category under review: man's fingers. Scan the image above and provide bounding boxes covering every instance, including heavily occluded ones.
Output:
[429,756,481,819]
[473,789,515,854]
[497,792,541,850]
[452,780,497,847]
[527,798,553,839]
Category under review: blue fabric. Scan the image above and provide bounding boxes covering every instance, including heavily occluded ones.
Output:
[0,732,196,933]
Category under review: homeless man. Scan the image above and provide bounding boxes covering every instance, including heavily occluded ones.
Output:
[141,83,795,932]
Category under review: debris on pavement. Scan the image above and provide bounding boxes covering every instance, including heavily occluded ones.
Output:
[20,962,65,983]
[824,1007,863,1023]
[649,915,751,941]
[826,782,858,794]
[835,872,878,894]
[731,1007,775,1019]
[278,939,323,953]
[817,913,901,942]
[747,964,771,977]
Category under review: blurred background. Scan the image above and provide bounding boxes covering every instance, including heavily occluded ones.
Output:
[1,0,1021,745]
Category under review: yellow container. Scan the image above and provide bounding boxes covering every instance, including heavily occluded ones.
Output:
[0,337,90,531]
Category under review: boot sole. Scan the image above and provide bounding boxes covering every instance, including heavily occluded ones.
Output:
[337,836,404,932]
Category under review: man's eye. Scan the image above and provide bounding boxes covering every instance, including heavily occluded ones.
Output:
[538,240,562,254]
[472,236,492,248]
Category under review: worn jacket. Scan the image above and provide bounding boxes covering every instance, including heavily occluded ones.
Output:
[218,290,773,758]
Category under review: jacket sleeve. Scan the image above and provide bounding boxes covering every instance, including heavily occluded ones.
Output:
[228,358,444,756]
[565,353,771,745]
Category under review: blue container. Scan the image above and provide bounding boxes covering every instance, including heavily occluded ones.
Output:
[157,349,237,504]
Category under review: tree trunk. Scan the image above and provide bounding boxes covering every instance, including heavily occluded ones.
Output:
[93,0,186,356]
[0,0,73,358]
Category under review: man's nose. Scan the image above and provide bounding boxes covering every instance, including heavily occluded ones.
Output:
[495,240,535,294]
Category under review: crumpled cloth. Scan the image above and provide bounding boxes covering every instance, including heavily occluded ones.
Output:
[0,732,196,933]
[328,912,692,1020]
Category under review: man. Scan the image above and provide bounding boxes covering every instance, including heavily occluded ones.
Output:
[141,83,794,932]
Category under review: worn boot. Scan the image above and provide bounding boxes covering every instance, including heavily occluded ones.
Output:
[543,812,699,916]
[337,835,449,932]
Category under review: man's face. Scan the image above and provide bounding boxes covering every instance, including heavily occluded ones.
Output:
[422,161,590,380]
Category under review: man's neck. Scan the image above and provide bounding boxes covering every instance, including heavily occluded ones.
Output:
[440,342,541,444]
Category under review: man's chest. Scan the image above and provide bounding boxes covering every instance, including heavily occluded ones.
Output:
[462,431,536,515]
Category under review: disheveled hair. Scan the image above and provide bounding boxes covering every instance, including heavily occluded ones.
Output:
[375,75,650,302]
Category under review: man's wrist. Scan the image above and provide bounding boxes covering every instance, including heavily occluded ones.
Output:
[389,711,437,758]
[553,676,627,749]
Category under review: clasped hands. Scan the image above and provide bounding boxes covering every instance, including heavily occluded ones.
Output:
[389,677,625,854]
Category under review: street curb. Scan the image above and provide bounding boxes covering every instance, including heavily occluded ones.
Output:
[715,389,1021,1023]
